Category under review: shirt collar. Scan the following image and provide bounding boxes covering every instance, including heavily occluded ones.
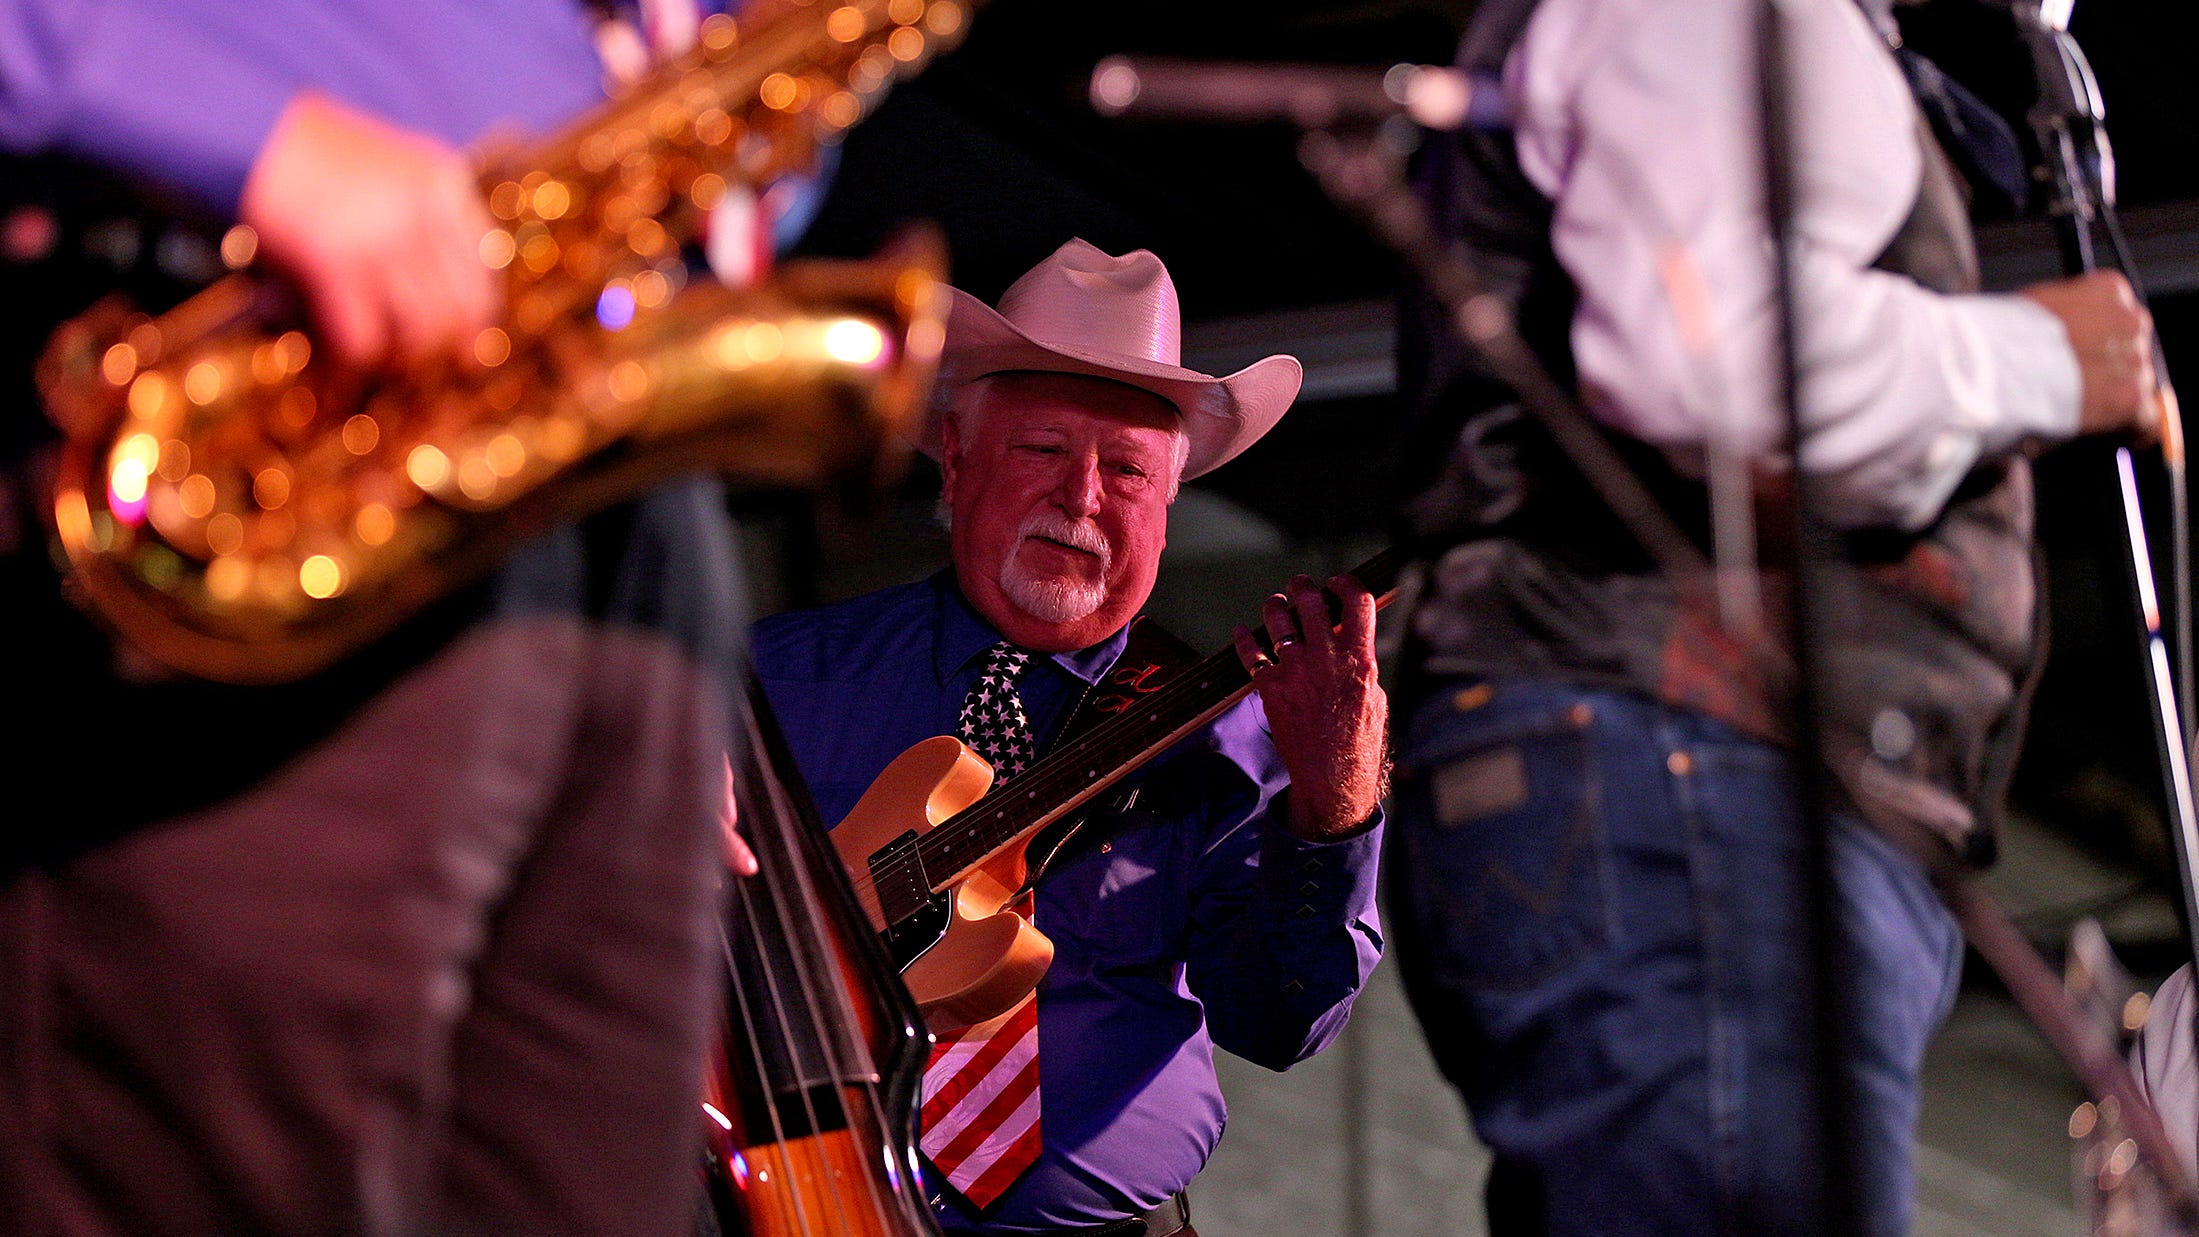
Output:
[928,571,1132,688]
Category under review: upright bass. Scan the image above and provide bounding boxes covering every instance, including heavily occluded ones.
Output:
[706,687,940,1237]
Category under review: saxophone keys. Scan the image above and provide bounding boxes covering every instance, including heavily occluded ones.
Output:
[758,72,804,112]
[353,503,397,548]
[297,554,347,601]
[825,6,869,43]
[625,217,668,259]
[529,179,574,221]
[404,443,453,494]
[279,386,317,430]
[473,328,513,368]
[182,360,226,407]
[519,231,561,275]
[694,109,736,149]
[699,12,737,54]
[454,454,502,503]
[219,225,259,270]
[172,471,216,522]
[100,342,140,386]
[125,370,176,424]
[690,172,729,210]
[821,91,861,130]
[923,1,965,36]
[479,228,517,271]
[489,181,527,221]
[250,465,292,513]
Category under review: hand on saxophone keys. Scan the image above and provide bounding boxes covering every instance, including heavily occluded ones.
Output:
[238,91,500,373]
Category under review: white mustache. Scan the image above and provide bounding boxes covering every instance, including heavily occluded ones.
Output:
[1018,514,1110,570]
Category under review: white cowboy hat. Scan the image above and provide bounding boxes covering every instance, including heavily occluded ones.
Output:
[922,238,1303,479]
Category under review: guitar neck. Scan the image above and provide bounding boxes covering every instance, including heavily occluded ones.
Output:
[911,545,1408,893]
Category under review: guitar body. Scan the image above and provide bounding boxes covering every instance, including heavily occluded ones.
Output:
[832,736,1057,1034]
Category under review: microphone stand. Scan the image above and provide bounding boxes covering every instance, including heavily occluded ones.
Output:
[2014,3,2199,1224]
[2013,0,2199,989]
[1086,17,2199,1227]
[1751,0,1861,1227]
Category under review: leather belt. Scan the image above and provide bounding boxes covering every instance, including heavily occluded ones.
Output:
[1066,1190,1191,1237]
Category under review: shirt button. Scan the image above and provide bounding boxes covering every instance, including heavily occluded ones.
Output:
[1871,708,1917,761]
[1667,750,1693,777]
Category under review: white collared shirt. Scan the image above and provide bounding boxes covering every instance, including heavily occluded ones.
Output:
[1509,0,2079,530]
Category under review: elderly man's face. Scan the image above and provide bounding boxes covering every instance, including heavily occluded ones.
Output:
[941,373,1182,653]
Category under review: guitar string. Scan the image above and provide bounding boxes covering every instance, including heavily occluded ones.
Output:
[731,773,848,1237]
[904,548,1407,886]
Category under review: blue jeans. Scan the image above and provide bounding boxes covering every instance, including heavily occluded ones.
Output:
[1385,678,1963,1237]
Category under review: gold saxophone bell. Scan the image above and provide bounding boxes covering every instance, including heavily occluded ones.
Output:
[34,0,973,684]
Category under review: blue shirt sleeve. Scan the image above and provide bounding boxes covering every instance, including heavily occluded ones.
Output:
[1177,698,1385,1071]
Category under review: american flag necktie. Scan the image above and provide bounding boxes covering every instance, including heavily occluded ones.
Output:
[921,642,1043,1208]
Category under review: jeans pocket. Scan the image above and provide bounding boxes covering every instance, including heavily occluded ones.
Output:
[1394,684,1614,993]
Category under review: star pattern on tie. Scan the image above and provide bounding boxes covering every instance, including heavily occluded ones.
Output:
[926,639,1046,1209]
[958,642,1036,781]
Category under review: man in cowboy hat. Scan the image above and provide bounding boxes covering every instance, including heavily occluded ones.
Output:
[749,238,1388,1236]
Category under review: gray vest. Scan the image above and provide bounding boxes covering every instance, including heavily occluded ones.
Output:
[1403,0,2040,865]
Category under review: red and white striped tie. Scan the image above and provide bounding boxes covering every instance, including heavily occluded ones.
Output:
[921,643,1044,1208]
[919,988,1043,1207]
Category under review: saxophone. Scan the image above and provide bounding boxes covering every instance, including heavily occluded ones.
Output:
[34,0,972,684]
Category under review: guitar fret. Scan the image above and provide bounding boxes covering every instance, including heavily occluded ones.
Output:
[869,830,932,923]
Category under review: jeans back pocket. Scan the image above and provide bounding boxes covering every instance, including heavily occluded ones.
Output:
[1392,683,1616,993]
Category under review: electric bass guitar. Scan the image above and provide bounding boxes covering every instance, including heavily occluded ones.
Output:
[828,547,1404,1034]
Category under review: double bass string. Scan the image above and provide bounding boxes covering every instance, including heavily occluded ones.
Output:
[720,695,910,1234]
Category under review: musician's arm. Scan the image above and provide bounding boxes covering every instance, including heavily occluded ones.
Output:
[0,0,300,213]
[1179,705,1385,1072]
[1517,0,2085,532]
[239,93,497,370]
[0,2,498,372]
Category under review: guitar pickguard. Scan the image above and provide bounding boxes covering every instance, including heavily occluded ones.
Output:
[881,891,953,972]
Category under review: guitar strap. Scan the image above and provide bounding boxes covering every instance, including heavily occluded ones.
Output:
[1023,615,1202,879]
[1053,615,1201,747]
